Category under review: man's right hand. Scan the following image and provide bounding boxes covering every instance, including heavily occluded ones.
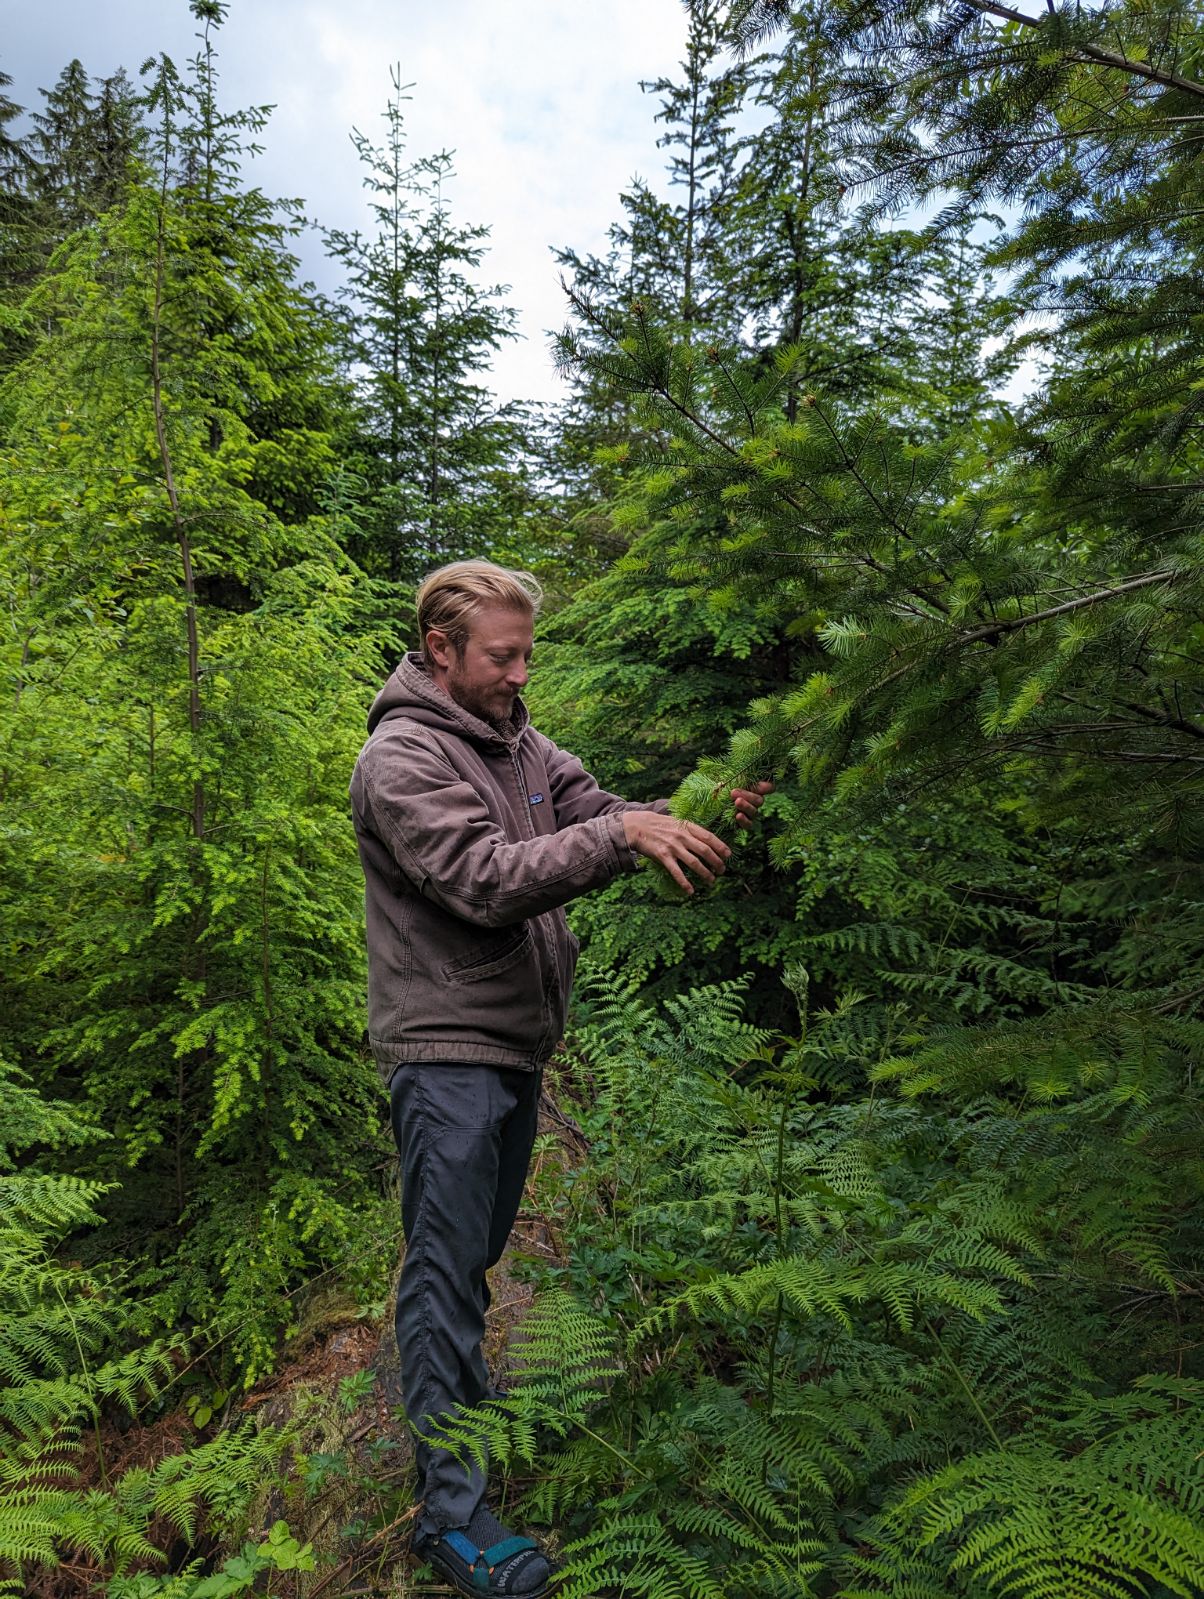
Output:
[622,812,731,896]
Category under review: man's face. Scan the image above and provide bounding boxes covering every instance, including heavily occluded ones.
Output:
[429,603,534,728]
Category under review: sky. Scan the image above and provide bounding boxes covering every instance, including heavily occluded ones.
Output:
[3,0,695,405]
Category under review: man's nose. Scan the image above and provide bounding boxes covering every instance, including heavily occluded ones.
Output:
[507,662,528,688]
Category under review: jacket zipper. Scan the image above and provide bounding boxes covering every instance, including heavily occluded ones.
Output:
[508,740,559,1058]
[509,745,536,840]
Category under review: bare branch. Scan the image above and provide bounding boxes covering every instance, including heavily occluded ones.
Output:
[958,568,1185,644]
[963,0,1204,104]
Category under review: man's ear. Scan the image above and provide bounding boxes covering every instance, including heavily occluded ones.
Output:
[426,628,453,671]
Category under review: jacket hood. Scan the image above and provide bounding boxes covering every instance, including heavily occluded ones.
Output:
[366,651,529,748]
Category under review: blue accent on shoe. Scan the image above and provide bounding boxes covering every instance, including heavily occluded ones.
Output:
[414,1527,548,1597]
[482,1536,536,1566]
[444,1529,481,1565]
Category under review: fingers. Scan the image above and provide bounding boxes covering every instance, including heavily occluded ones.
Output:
[673,822,729,883]
[681,820,730,871]
[653,836,704,896]
[625,812,734,892]
[659,821,730,891]
[730,780,774,828]
[662,856,694,895]
[730,783,774,805]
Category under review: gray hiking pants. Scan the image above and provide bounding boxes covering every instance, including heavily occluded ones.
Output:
[388,1062,542,1539]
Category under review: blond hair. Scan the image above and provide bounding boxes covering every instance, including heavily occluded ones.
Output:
[416,559,543,663]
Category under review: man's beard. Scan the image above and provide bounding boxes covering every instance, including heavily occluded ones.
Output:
[446,675,516,732]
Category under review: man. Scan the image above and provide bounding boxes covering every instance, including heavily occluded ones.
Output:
[349,559,771,1598]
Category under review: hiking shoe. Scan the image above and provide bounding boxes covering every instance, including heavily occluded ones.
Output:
[410,1504,552,1597]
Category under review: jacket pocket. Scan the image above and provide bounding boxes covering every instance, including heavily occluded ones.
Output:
[442,925,535,982]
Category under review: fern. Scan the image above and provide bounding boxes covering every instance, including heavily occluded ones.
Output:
[0,1059,291,1591]
[515,972,1202,1597]
[848,1380,1204,1599]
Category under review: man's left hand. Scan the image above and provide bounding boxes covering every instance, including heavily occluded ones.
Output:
[731,780,774,829]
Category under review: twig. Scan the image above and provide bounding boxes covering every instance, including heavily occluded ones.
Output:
[957,568,1184,644]
[963,0,1204,104]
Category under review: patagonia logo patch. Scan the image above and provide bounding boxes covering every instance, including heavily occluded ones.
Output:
[529,792,545,805]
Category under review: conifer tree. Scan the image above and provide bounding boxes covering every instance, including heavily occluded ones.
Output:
[534,3,1012,1009]
[0,2,389,1381]
[547,2,752,517]
[0,68,39,373]
[0,58,144,376]
[30,60,103,234]
[27,60,144,241]
[531,13,1204,1587]
[726,6,1012,423]
[327,69,525,587]
[90,69,144,215]
[644,0,1204,855]
[631,0,752,337]
[0,69,25,181]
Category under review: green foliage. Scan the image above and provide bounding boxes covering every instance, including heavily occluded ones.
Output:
[0,16,394,1383]
[535,4,1014,1014]
[448,976,1203,1597]
[325,67,532,589]
[107,1518,314,1599]
[29,58,143,237]
[4,5,1204,1597]
[516,10,1204,1588]
[849,1379,1204,1599]
[0,1058,294,1595]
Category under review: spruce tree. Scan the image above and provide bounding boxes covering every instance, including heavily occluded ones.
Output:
[533,3,1011,1011]
[26,60,144,242]
[326,69,526,588]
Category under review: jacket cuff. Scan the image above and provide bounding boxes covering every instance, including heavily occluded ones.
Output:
[604,810,640,872]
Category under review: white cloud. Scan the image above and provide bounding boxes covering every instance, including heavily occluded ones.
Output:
[7,0,692,404]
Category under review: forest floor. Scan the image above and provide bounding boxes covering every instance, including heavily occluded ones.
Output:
[42,1089,582,1599]
[251,1233,553,1597]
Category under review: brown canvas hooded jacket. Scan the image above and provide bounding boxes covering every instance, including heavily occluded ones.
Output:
[350,652,666,1077]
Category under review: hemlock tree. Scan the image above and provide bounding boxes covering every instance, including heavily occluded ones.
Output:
[326,68,527,589]
[532,3,1011,1012]
[516,1,1204,1588]
[546,0,753,518]
[650,0,1204,962]
[0,2,390,1383]
[629,0,753,338]
[0,58,144,378]
[0,68,40,374]
[727,4,1015,423]
[29,59,143,237]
